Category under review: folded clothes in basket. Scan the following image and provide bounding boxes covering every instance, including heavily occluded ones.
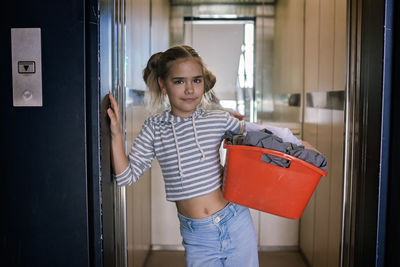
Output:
[222,129,328,171]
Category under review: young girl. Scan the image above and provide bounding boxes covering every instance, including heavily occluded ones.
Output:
[107,45,301,266]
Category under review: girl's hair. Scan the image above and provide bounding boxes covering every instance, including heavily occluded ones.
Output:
[143,45,216,113]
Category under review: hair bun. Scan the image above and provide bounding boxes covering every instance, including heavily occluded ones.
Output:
[143,52,162,82]
[204,69,216,92]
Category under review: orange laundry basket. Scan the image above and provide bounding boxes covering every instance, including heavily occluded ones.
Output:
[222,141,327,219]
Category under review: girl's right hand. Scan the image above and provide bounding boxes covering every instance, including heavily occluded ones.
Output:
[107,92,122,137]
[107,92,130,176]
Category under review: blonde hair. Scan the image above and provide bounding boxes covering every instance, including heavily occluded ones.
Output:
[142,45,216,113]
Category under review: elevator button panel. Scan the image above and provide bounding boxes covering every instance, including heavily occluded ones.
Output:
[11,28,42,107]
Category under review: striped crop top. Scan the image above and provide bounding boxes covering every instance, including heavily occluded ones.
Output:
[114,108,246,201]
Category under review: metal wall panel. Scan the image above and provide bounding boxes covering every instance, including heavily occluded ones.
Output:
[300,1,346,266]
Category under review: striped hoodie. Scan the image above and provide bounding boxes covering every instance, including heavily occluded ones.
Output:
[114,108,245,201]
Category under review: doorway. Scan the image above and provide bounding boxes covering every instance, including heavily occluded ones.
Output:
[116,0,348,266]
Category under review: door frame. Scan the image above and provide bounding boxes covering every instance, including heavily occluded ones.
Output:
[341,0,391,266]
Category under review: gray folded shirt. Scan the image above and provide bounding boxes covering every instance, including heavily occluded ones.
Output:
[223,129,328,171]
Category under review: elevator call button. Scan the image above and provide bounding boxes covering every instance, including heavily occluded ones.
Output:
[18,61,36,74]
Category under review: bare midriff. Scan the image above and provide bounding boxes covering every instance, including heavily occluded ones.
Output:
[175,188,229,219]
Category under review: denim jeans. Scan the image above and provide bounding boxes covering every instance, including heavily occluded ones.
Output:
[178,203,259,267]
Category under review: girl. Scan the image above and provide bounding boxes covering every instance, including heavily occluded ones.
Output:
[107,45,301,266]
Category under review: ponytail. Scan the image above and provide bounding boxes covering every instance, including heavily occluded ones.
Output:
[204,68,216,92]
[143,52,165,112]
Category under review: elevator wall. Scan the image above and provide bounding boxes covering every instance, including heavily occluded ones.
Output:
[124,0,151,265]
[129,0,346,259]
[124,0,170,266]
[299,0,347,266]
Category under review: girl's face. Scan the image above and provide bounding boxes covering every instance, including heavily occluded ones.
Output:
[158,58,205,118]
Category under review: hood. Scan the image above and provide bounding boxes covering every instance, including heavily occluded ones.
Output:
[156,107,206,124]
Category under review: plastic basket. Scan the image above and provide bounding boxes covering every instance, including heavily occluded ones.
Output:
[222,141,327,219]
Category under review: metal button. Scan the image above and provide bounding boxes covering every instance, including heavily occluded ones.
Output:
[214,216,221,223]
[22,90,33,101]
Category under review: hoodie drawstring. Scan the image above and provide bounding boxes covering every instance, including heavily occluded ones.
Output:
[192,116,206,161]
[171,123,184,179]
[170,115,207,189]
[171,123,185,189]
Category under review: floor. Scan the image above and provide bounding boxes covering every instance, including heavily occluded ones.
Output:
[144,250,309,267]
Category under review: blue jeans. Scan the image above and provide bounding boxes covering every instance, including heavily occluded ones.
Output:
[178,203,259,267]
